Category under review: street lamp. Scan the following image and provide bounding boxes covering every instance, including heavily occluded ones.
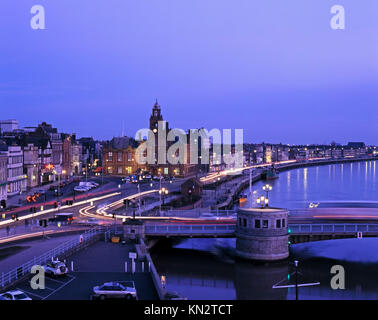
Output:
[256,195,269,208]
[262,184,272,198]
[137,183,141,216]
[159,187,169,211]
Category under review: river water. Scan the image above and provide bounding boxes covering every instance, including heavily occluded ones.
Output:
[151,160,378,300]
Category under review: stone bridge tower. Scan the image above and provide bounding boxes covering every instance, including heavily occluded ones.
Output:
[236,207,289,261]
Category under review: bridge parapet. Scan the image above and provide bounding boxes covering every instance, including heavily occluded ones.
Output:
[289,223,378,235]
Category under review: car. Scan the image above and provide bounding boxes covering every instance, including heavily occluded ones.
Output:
[92,282,137,300]
[122,177,131,184]
[42,260,68,277]
[0,290,32,300]
[74,186,90,192]
[88,181,99,187]
[49,184,58,191]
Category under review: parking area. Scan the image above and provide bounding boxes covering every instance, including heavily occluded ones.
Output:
[2,241,159,300]
[7,273,77,300]
[4,272,157,300]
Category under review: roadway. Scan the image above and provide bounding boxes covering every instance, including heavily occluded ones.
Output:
[0,175,186,243]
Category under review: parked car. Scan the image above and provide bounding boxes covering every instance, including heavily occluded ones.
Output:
[92,282,137,300]
[74,186,90,192]
[42,260,68,277]
[0,290,32,300]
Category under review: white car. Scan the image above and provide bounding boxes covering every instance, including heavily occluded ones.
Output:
[87,182,99,188]
[92,282,137,300]
[1,290,32,300]
[74,186,91,192]
[42,260,68,277]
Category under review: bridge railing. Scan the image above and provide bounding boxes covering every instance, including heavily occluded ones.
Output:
[289,223,378,234]
[163,209,236,218]
[145,224,236,235]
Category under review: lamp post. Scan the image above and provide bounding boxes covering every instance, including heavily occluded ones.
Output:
[256,195,269,208]
[294,260,299,301]
[159,187,169,214]
[159,174,163,215]
[249,168,253,208]
[137,183,141,216]
[262,184,272,199]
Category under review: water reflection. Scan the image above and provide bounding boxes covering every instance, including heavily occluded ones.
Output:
[152,160,378,300]
[152,238,378,300]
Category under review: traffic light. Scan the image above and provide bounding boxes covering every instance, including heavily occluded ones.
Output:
[33,207,37,213]
[112,214,115,219]
[11,214,16,221]
[54,202,58,209]
[123,199,127,205]
[1,200,6,208]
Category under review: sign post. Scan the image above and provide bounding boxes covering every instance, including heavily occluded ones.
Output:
[129,252,137,274]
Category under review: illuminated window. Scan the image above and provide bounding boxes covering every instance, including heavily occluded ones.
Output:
[263,220,268,228]
[117,166,122,174]
[118,153,122,162]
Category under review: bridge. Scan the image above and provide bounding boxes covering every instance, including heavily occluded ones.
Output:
[142,207,378,242]
[144,222,378,238]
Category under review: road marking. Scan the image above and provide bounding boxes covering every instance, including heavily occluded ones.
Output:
[42,275,76,300]
[16,287,45,300]
[44,276,69,284]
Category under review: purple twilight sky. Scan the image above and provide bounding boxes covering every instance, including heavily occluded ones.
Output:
[1,0,378,144]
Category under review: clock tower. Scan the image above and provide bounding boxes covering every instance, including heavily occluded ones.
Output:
[149,99,165,132]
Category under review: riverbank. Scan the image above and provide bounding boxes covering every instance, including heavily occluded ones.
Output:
[215,156,377,209]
